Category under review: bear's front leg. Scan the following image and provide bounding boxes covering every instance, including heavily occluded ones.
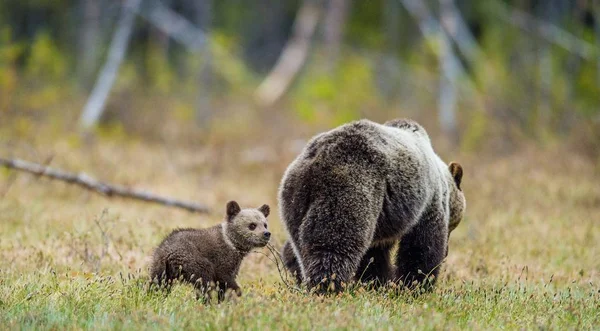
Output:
[225,279,242,297]
[395,205,448,292]
[206,278,241,303]
[220,279,242,302]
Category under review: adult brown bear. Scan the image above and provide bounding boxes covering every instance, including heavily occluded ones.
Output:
[278,119,465,293]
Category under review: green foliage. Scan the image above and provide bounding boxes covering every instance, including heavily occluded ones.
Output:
[572,61,600,117]
[347,1,385,49]
[95,122,128,141]
[210,31,255,91]
[176,31,255,98]
[145,43,175,94]
[0,27,22,113]
[461,110,488,152]
[26,31,67,82]
[19,31,70,112]
[292,53,379,126]
[115,62,141,93]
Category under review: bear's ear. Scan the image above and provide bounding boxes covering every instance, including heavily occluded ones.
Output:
[226,201,241,219]
[258,204,270,218]
[448,162,463,190]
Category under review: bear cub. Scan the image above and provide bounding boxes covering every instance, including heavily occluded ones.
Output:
[149,201,271,302]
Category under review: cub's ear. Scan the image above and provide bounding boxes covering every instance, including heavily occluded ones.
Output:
[258,204,270,218]
[448,162,463,190]
[226,201,241,219]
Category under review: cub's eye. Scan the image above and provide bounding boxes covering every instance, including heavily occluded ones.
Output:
[264,223,268,229]
[249,223,257,231]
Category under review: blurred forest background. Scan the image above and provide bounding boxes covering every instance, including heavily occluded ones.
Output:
[0,0,599,159]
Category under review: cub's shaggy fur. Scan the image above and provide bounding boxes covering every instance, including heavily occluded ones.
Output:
[279,119,465,293]
[150,201,271,301]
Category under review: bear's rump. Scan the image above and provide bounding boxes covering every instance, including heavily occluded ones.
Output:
[284,119,438,245]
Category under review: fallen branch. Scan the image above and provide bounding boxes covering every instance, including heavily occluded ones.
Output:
[0,157,210,214]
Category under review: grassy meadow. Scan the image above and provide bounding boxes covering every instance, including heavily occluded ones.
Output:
[1,122,599,330]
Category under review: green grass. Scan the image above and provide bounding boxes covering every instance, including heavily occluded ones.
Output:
[1,133,599,330]
[1,269,598,330]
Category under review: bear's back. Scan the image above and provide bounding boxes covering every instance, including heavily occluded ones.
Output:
[300,119,440,179]
[155,227,224,259]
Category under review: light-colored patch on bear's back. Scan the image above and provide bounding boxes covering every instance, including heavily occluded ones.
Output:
[305,119,421,160]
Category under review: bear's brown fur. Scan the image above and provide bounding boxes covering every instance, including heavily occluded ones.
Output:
[278,119,465,293]
[149,201,271,302]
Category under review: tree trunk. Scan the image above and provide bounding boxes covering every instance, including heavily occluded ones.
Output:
[79,0,143,129]
[79,0,101,87]
[594,1,600,89]
[536,1,555,133]
[323,0,350,68]
[151,0,171,56]
[136,0,206,50]
[383,0,401,50]
[438,0,459,143]
[254,0,322,107]
[401,0,462,143]
[493,0,595,61]
[189,0,213,126]
[439,0,481,63]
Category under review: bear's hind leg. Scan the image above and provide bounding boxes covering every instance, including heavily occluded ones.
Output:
[355,242,394,287]
[395,207,448,292]
[165,255,215,302]
[300,199,378,294]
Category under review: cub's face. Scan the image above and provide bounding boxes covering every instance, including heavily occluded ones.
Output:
[226,201,271,248]
[448,162,465,233]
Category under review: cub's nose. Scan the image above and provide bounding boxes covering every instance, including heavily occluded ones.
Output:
[263,232,271,239]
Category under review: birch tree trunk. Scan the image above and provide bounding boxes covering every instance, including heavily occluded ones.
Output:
[136,0,206,50]
[400,0,461,142]
[150,0,171,56]
[323,0,350,68]
[438,0,458,143]
[439,0,481,62]
[254,0,322,107]
[383,0,401,51]
[537,1,555,132]
[79,0,143,129]
[78,0,101,87]
[190,0,213,126]
[595,2,600,89]
[493,0,596,60]
[379,0,402,99]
